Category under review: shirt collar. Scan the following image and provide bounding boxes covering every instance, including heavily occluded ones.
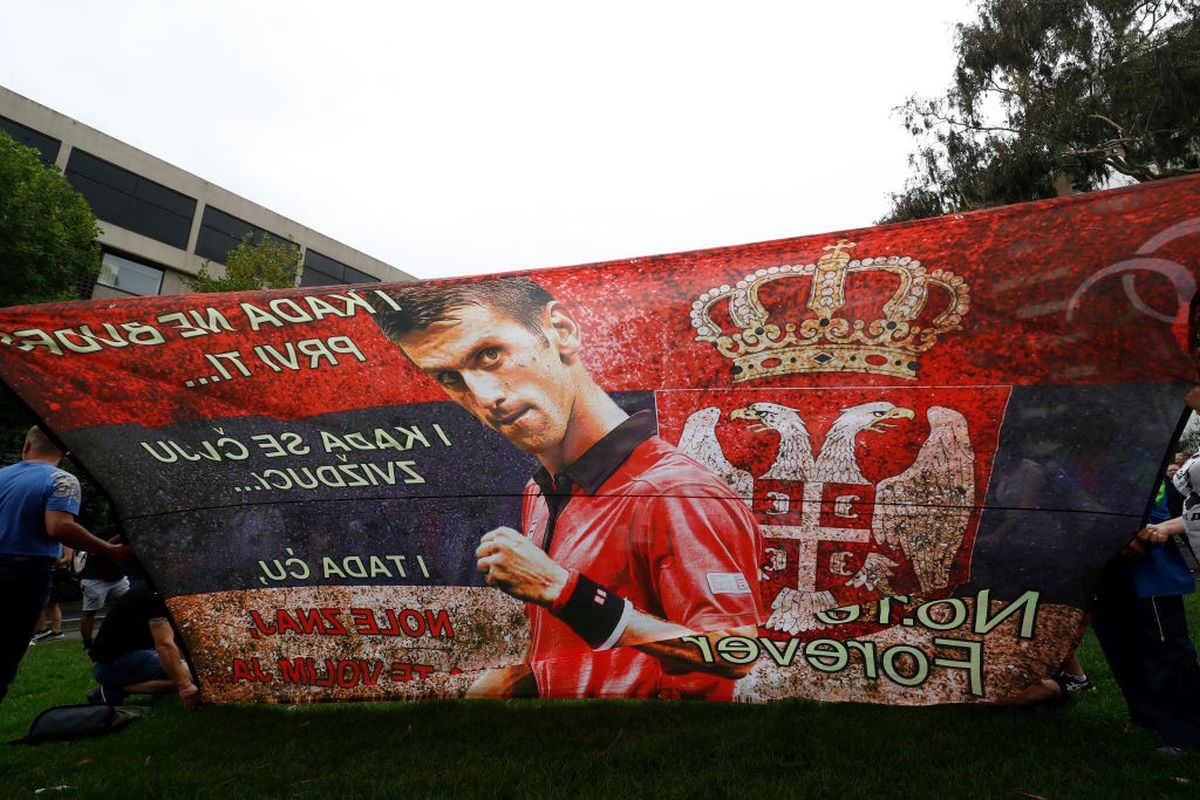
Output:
[532,410,657,497]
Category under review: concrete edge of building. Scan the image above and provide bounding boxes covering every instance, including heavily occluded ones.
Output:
[1,84,414,298]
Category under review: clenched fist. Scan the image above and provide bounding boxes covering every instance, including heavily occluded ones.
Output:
[476,527,570,607]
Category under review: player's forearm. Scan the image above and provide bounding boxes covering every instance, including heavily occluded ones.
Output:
[549,591,757,678]
[623,617,758,679]
[544,568,756,678]
[466,664,537,698]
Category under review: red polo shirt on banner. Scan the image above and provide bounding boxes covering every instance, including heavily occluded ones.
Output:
[522,411,763,699]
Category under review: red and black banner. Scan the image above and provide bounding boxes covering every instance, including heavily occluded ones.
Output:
[2,176,1198,704]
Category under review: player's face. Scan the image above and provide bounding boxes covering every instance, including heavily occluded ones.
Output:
[397,304,577,458]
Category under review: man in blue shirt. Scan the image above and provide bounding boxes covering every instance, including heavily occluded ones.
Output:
[0,426,131,704]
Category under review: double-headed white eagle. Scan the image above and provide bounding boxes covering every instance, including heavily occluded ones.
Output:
[676,401,974,633]
[727,400,916,484]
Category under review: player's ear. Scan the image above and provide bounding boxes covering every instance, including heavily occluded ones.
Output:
[544,302,581,362]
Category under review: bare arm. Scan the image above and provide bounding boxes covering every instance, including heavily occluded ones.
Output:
[1139,517,1184,540]
[617,616,757,679]
[1122,517,1186,560]
[45,510,133,561]
[149,618,201,710]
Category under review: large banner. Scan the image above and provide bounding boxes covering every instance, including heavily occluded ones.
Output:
[2,176,1199,704]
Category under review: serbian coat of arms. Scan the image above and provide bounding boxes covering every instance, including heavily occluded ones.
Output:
[653,240,1056,703]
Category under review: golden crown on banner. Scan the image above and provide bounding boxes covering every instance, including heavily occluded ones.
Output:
[690,240,971,381]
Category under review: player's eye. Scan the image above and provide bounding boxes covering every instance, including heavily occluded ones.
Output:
[436,371,463,387]
[478,347,502,367]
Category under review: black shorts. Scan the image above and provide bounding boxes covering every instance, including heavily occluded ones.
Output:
[48,566,79,603]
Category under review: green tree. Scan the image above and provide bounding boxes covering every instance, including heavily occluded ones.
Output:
[882,0,1200,223]
[0,130,101,306]
[186,231,301,292]
[0,130,101,470]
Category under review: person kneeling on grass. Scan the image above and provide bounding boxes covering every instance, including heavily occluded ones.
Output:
[86,584,201,710]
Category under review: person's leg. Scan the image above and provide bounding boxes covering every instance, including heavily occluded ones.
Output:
[1055,645,1093,691]
[998,678,1063,706]
[46,567,73,638]
[0,560,52,704]
[89,662,125,705]
[1138,595,1200,750]
[79,611,96,648]
[33,568,72,642]
[123,678,175,695]
[31,603,64,642]
[90,650,167,704]
[79,579,103,648]
[1152,596,1200,710]
[31,607,48,637]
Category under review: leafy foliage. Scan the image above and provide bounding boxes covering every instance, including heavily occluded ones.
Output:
[0,130,100,306]
[883,0,1200,222]
[186,231,301,293]
[0,131,101,473]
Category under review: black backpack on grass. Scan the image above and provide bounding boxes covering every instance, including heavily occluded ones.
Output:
[11,703,147,744]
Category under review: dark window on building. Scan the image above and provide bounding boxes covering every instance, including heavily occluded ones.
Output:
[301,249,379,286]
[0,115,60,165]
[65,150,195,249]
[343,265,377,284]
[299,269,341,287]
[96,250,165,296]
[195,206,294,264]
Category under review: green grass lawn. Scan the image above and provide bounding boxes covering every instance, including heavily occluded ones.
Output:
[1,622,1198,799]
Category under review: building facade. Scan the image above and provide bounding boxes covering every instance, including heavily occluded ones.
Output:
[0,85,412,300]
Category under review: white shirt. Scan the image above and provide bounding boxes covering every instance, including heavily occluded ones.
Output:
[1170,454,1200,556]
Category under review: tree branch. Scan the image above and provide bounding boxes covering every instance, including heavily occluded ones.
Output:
[926,110,1021,135]
[1089,114,1127,135]
[984,75,1020,99]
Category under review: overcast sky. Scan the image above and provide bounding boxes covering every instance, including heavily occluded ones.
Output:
[1,1,973,280]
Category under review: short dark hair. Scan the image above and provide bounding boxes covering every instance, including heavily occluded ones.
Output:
[372,277,555,342]
[25,426,63,458]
